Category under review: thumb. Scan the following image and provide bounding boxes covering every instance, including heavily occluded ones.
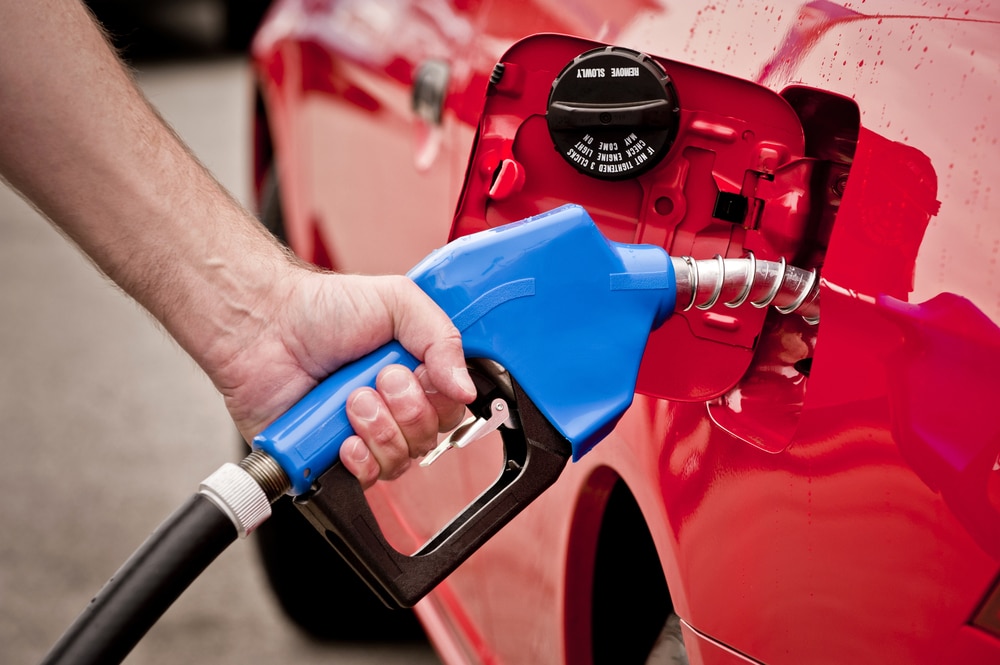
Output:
[386,277,476,404]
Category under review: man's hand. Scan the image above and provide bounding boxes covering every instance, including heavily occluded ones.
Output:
[215,268,475,489]
[0,0,473,488]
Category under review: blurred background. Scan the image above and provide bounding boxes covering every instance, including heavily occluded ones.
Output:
[0,2,440,663]
[87,0,271,58]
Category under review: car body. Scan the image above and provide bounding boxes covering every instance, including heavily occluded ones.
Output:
[247,1,1000,663]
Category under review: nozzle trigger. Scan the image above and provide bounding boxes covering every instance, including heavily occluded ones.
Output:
[421,397,513,467]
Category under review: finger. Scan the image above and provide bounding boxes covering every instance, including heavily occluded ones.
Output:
[415,365,468,433]
[422,335,477,404]
[386,278,476,404]
[376,365,441,458]
[345,386,412,481]
[339,436,380,490]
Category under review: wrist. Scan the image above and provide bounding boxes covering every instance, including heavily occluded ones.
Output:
[174,228,307,386]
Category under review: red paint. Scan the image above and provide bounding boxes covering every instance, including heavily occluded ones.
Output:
[251,1,1000,662]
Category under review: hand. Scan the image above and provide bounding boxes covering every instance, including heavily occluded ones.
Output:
[0,2,474,491]
[212,265,475,489]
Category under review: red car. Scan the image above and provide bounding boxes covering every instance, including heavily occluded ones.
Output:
[247,1,1000,663]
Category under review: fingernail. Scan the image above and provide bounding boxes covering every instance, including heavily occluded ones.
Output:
[345,438,370,464]
[351,390,380,421]
[453,367,476,399]
[381,366,413,398]
[415,366,438,395]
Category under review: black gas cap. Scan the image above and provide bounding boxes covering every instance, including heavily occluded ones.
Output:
[547,47,680,181]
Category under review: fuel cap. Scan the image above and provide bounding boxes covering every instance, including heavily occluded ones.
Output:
[547,47,680,180]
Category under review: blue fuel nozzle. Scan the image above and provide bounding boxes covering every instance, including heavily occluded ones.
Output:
[407,203,676,459]
[251,204,677,607]
[253,204,675,492]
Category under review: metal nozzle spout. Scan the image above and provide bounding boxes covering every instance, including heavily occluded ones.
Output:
[671,254,820,323]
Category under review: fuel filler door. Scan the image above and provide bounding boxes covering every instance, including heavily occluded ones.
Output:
[453,34,839,404]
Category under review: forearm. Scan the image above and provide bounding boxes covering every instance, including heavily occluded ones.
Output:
[0,0,288,375]
[0,1,473,464]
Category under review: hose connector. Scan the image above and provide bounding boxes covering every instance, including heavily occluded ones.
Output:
[238,449,291,502]
[199,451,290,538]
[671,253,820,324]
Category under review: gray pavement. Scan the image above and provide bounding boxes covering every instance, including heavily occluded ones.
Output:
[0,57,440,665]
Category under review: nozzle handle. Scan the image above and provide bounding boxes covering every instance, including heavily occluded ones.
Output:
[252,341,419,496]
[293,377,571,608]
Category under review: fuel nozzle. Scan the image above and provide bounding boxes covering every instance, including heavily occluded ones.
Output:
[243,205,826,609]
[258,204,825,609]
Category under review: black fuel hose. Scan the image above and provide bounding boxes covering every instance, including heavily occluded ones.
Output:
[39,453,289,665]
[39,494,237,665]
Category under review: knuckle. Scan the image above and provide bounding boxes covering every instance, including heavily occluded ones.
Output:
[365,422,402,451]
[361,422,411,469]
[385,395,426,428]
